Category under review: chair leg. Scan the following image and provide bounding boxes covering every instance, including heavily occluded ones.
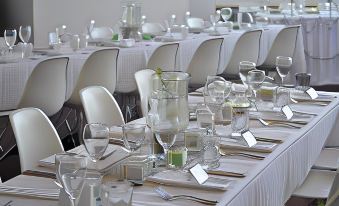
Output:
[65,119,76,148]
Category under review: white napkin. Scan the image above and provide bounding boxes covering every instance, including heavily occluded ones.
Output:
[220,137,277,153]
[0,184,59,200]
[39,145,129,172]
[146,170,233,190]
[212,158,257,175]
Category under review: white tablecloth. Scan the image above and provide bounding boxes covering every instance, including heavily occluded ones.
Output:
[0,25,306,111]
[0,92,338,206]
[258,11,339,85]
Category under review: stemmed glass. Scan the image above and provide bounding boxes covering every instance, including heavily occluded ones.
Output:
[149,92,189,165]
[165,14,176,36]
[56,153,87,206]
[210,10,221,32]
[83,123,109,166]
[239,61,256,86]
[19,25,32,58]
[122,123,146,153]
[4,29,17,53]
[204,76,232,115]
[247,70,266,102]
[185,11,191,25]
[276,56,293,86]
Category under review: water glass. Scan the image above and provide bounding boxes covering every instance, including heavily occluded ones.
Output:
[276,56,293,86]
[295,73,311,91]
[201,134,221,169]
[4,29,17,52]
[231,107,249,135]
[184,128,204,152]
[100,181,133,206]
[122,124,146,153]
[62,169,87,206]
[83,123,109,163]
[274,87,290,108]
[196,107,214,130]
[70,35,80,51]
[48,32,60,49]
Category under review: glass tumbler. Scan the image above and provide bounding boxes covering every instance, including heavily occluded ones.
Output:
[274,87,290,109]
[100,181,133,206]
[231,106,249,136]
[201,134,221,169]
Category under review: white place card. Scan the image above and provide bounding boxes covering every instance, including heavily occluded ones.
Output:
[241,130,257,147]
[282,105,294,120]
[189,164,209,185]
[306,88,318,99]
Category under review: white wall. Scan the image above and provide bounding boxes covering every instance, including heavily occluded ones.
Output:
[33,0,189,47]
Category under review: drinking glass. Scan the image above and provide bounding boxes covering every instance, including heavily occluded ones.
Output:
[4,29,17,52]
[247,70,266,100]
[62,168,87,206]
[210,10,221,31]
[122,124,146,153]
[100,181,133,206]
[83,123,109,163]
[239,61,256,86]
[149,93,188,163]
[19,25,31,44]
[204,76,232,116]
[274,87,290,109]
[221,8,232,22]
[201,133,221,169]
[276,56,293,86]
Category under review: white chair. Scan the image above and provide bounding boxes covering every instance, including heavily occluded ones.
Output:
[90,27,114,40]
[258,25,300,70]
[291,148,339,205]
[9,108,64,172]
[221,29,262,79]
[186,38,224,87]
[68,48,119,106]
[134,69,155,117]
[142,23,165,36]
[79,86,124,126]
[147,43,179,71]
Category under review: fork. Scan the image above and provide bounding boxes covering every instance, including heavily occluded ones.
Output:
[154,186,218,205]
[258,118,302,129]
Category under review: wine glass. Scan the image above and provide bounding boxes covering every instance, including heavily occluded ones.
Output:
[4,29,17,53]
[55,153,87,187]
[149,92,188,164]
[185,11,191,25]
[247,70,266,100]
[210,10,221,32]
[204,76,232,115]
[83,123,109,163]
[19,25,31,44]
[221,8,233,22]
[62,168,87,206]
[122,123,146,153]
[239,61,256,86]
[276,56,293,86]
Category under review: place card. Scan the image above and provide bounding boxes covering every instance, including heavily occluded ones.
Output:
[305,88,318,99]
[241,130,257,147]
[189,164,209,185]
[282,105,294,120]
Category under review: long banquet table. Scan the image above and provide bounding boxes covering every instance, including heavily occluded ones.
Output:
[0,91,338,206]
[0,24,306,111]
[257,11,339,85]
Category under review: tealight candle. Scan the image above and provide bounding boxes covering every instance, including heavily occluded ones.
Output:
[167,146,188,168]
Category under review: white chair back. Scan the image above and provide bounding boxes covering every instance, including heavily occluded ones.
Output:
[326,168,339,206]
[80,86,124,126]
[147,43,179,71]
[223,29,262,76]
[142,23,165,36]
[187,38,223,86]
[262,25,299,67]
[134,69,155,117]
[68,48,119,106]
[9,108,64,172]
[90,27,113,40]
[18,57,69,116]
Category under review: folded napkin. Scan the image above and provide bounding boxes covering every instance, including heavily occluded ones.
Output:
[39,144,129,172]
[146,170,233,190]
[289,88,334,102]
[250,110,313,123]
[220,136,277,153]
[209,158,257,176]
[0,184,59,200]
